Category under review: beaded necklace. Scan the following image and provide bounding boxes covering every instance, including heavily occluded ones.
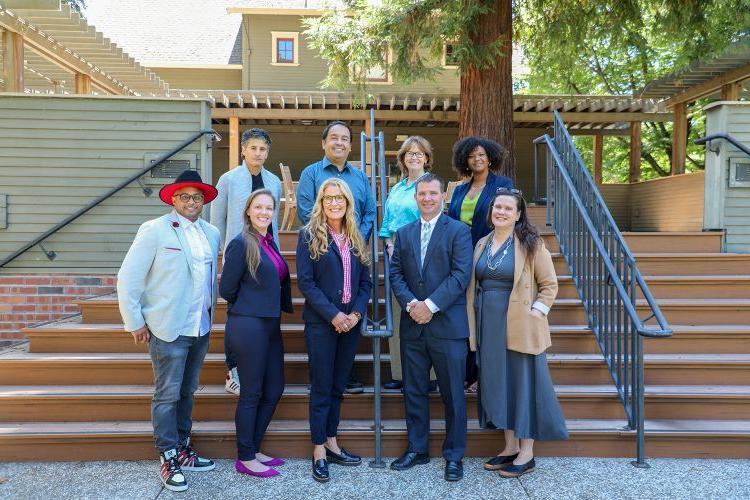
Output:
[486,233,514,271]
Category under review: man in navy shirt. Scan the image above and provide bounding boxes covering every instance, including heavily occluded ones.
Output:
[296,121,376,241]
[296,121,376,394]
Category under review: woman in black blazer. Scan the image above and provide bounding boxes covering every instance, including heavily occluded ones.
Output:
[447,136,514,247]
[296,178,372,483]
[447,136,514,391]
[219,188,293,478]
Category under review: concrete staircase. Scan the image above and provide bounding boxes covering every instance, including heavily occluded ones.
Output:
[2,212,750,461]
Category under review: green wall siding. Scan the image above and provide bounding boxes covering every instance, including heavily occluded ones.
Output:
[0,95,212,273]
[244,14,460,94]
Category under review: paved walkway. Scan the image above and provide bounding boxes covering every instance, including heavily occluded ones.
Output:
[1,457,748,499]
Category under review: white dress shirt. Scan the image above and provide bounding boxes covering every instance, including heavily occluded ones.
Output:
[176,212,213,337]
[407,213,441,314]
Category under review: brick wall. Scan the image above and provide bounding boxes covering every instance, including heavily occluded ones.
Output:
[0,274,116,339]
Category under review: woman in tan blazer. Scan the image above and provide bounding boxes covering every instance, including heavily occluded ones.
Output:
[466,188,568,478]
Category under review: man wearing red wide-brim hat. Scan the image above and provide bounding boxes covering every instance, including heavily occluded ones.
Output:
[117,170,220,492]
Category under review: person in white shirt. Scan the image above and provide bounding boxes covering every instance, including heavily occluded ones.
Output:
[117,170,221,492]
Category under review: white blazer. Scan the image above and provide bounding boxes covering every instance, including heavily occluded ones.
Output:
[117,212,221,342]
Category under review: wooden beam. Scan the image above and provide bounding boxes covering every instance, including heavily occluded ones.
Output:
[74,72,91,94]
[211,108,672,123]
[629,122,641,183]
[720,82,742,101]
[229,116,240,169]
[2,29,24,92]
[671,102,687,176]
[665,61,750,107]
[593,134,603,185]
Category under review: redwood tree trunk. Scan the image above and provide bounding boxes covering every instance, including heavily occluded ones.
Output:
[459,0,514,179]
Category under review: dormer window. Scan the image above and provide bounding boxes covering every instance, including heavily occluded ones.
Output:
[271,32,300,66]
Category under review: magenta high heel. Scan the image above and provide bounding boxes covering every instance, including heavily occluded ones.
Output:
[260,457,285,467]
[235,459,280,478]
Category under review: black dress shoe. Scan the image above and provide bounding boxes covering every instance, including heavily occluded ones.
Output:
[312,458,330,482]
[445,460,463,481]
[325,447,361,466]
[484,452,519,471]
[497,458,536,478]
[383,380,403,390]
[390,451,430,471]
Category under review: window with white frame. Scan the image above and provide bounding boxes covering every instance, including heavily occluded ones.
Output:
[271,32,300,66]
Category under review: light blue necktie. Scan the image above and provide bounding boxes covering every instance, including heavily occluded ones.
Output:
[420,221,431,268]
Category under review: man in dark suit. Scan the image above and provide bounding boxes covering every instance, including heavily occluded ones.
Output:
[388,173,473,481]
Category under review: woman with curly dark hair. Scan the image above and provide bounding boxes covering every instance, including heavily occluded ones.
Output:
[448,137,514,247]
[448,137,514,390]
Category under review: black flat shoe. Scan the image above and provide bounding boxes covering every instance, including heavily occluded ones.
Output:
[325,447,361,466]
[497,458,536,478]
[383,380,403,390]
[484,452,519,470]
[390,451,430,471]
[444,460,463,481]
[312,458,330,482]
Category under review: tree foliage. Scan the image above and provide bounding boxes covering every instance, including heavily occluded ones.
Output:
[304,0,517,176]
[304,0,750,181]
[518,0,750,181]
[63,0,86,15]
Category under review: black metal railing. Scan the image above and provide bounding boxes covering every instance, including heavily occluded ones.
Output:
[534,111,672,467]
[360,108,393,468]
[695,133,750,158]
[0,129,219,269]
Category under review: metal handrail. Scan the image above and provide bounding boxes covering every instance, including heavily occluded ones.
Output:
[534,111,671,467]
[0,129,219,269]
[359,108,393,468]
[695,133,750,157]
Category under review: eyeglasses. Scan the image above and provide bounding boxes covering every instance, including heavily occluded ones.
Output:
[173,193,205,203]
[405,151,426,159]
[322,194,346,205]
[496,187,522,195]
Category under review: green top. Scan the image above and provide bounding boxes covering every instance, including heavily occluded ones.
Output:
[460,193,479,226]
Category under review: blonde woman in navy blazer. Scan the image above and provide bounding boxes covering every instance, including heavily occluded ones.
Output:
[296,178,372,482]
[220,189,293,478]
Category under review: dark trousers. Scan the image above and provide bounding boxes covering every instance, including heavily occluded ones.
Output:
[305,321,361,445]
[402,335,467,461]
[148,333,210,452]
[226,314,285,460]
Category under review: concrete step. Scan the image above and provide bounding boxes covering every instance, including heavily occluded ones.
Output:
[2,352,748,386]
[1,418,748,461]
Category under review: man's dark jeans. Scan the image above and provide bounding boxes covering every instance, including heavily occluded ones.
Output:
[148,334,210,452]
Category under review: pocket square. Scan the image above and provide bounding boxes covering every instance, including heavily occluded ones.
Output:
[163,247,182,251]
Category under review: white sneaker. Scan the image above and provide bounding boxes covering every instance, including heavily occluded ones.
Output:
[225,367,240,395]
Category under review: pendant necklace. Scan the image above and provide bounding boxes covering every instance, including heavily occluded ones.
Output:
[486,234,513,271]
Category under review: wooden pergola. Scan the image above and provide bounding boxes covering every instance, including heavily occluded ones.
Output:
[171,89,671,178]
[0,0,168,96]
[639,37,750,176]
